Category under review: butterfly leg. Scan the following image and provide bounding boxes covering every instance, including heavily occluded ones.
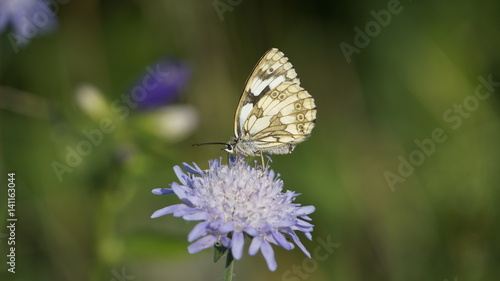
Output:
[260,153,265,170]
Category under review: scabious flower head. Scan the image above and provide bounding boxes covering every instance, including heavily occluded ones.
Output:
[0,0,58,45]
[151,156,315,271]
[132,58,190,110]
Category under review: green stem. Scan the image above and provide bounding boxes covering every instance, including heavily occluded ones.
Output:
[224,251,234,281]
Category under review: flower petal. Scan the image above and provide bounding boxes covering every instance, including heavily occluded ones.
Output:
[290,232,311,258]
[231,231,245,260]
[275,219,295,228]
[300,215,313,221]
[272,231,293,250]
[220,236,231,248]
[260,240,277,271]
[304,232,313,240]
[183,162,204,175]
[187,235,217,254]
[295,219,314,230]
[218,221,235,233]
[188,221,209,242]
[243,225,259,237]
[173,206,198,217]
[296,205,315,216]
[151,204,188,218]
[269,165,276,175]
[248,237,262,256]
[151,188,174,195]
[170,182,197,206]
[183,211,209,221]
[173,165,187,185]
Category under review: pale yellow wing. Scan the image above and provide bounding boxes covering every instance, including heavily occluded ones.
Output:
[234,48,300,138]
[242,82,316,151]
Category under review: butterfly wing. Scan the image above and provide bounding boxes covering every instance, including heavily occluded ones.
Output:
[242,82,316,154]
[233,48,300,138]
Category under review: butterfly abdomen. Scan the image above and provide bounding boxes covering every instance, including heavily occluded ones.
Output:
[232,136,296,156]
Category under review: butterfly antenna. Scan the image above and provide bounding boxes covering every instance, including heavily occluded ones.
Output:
[192,142,227,147]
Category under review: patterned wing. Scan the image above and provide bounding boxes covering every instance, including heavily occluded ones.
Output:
[242,82,316,153]
[234,48,300,138]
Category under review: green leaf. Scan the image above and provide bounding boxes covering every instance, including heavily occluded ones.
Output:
[213,243,228,263]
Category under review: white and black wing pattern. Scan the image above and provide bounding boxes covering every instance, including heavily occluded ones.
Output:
[242,82,316,153]
[227,48,316,157]
[233,48,300,137]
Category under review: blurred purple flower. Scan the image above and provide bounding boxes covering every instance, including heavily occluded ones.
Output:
[0,0,58,46]
[151,156,315,271]
[131,58,190,110]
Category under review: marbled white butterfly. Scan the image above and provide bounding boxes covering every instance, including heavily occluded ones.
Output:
[197,48,316,161]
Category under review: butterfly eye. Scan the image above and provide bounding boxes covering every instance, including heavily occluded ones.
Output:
[224,143,234,153]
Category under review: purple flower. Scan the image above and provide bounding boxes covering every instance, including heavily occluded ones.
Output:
[151,156,315,271]
[131,58,190,110]
[0,0,58,46]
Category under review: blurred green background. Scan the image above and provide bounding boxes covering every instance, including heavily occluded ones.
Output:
[1,0,500,280]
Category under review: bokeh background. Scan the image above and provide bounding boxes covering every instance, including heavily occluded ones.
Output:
[1,0,500,280]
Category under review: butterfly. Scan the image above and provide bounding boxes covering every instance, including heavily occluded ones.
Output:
[197,48,316,163]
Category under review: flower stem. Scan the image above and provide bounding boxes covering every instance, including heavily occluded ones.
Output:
[224,251,234,281]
